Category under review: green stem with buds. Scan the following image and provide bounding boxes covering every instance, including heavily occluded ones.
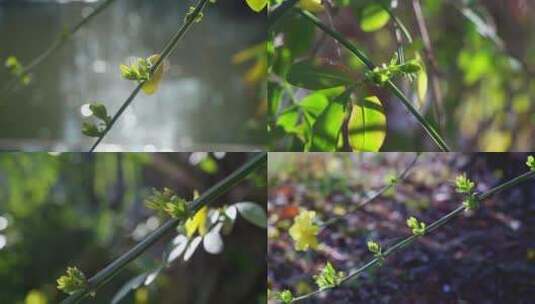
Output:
[289,169,535,303]
[3,0,118,92]
[297,9,451,152]
[89,0,210,152]
[60,152,267,304]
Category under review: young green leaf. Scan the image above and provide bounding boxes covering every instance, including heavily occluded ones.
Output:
[367,240,385,265]
[359,3,391,32]
[310,90,352,151]
[275,290,294,304]
[287,60,355,90]
[526,155,535,171]
[455,174,475,194]
[314,262,345,289]
[406,216,426,236]
[57,266,88,295]
[348,96,386,152]
[82,122,103,138]
[463,194,480,212]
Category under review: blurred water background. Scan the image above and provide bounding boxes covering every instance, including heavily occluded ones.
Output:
[0,0,266,151]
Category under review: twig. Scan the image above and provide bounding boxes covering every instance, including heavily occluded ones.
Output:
[411,0,445,130]
[321,153,420,228]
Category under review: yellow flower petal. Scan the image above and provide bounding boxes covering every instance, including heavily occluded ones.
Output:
[185,206,208,238]
[289,210,319,251]
[141,54,166,95]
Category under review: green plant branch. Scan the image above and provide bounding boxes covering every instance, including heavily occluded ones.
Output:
[288,169,535,303]
[88,0,210,152]
[60,152,267,304]
[3,0,117,92]
[321,153,420,228]
[297,9,451,152]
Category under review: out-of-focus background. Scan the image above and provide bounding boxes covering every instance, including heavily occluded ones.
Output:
[0,0,266,151]
[0,152,266,303]
[268,153,535,303]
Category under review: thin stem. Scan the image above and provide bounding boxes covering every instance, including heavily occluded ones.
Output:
[60,152,267,304]
[321,153,420,228]
[2,0,118,93]
[289,168,535,303]
[297,9,451,152]
[89,0,210,152]
[411,0,445,130]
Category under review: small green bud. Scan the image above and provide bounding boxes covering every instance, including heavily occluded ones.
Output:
[185,6,204,23]
[367,240,384,265]
[145,188,189,219]
[455,174,475,194]
[276,290,293,304]
[526,155,535,171]
[82,122,103,137]
[367,240,381,254]
[386,174,398,185]
[462,194,479,212]
[89,103,111,125]
[406,216,426,236]
[313,262,345,289]
[119,57,152,82]
[57,266,88,295]
[5,56,21,71]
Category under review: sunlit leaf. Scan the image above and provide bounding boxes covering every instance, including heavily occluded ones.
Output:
[287,60,355,90]
[234,202,267,228]
[360,3,391,32]
[415,54,428,108]
[245,0,267,12]
[310,90,352,151]
[348,96,386,151]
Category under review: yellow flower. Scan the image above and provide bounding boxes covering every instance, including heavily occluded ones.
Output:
[141,54,166,95]
[289,210,319,251]
[185,206,208,238]
[298,0,324,13]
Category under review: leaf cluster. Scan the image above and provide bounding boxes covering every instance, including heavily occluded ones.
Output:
[82,103,112,138]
